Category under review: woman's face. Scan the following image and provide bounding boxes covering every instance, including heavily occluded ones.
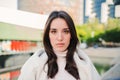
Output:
[49,18,71,52]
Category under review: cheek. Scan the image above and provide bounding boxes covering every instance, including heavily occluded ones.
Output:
[49,35,55,45]
[65,35,71,44]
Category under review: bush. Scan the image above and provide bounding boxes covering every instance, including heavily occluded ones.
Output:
[101,28,120,42]
[76,24,105,46]
[76,18,120,46]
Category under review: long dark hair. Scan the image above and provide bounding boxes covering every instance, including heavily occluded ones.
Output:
[43,11,79,79]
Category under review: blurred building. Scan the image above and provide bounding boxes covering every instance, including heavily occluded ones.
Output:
[0,22,43,79]
[83,0,120,23]
[18,0,83,25]
[0,0,120,25]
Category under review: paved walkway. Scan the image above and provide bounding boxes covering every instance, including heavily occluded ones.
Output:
[82,47,120,80]
[82,47,120,65]
[101,63,120,80]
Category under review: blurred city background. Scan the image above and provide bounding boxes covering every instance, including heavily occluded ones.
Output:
[0,0,120,80]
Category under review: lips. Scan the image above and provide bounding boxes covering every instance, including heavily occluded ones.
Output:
[56,43,64,46]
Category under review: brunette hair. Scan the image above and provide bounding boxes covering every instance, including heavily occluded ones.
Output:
[43,11,79,79]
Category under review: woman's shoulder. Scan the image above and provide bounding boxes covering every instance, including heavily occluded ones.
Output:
[75,46,91,63]
[28,48,46,61]
[33,48,46,57]
[18,49,48,79]
[21,48,47,71]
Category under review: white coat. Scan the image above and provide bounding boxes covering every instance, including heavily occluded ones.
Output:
[18,48,101,80]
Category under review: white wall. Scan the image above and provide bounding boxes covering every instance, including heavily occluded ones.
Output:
[0,7,48,29]
[85,0,93,16]
[101,3,109,23]
[79,0,84,24]
[115,5,120,18]
[106,0,114,4]
[0,0,48,29]
[0,0,18,9]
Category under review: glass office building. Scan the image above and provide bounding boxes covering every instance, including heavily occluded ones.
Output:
[93,0,106,22]
[83,0,116,23]
[109,5,115,18]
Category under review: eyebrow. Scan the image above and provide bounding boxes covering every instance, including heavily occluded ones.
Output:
[50,28,56,31]
[50,28,69,30]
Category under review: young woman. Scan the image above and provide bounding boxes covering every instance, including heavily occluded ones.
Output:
[18,11,101,80]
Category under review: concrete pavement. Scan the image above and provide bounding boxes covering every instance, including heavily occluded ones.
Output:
[82,47,120,65]
[82,47,120,80]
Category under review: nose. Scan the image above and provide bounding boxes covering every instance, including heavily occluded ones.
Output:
[57,32,63,41]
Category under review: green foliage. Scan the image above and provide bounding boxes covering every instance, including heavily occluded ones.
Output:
[101,28,120,42]
[106,18,120,30]
[101,18,120,42]
[76,25,91,42]
[94,63,110,75]
[76,18,120,46]
[76,18,105,45]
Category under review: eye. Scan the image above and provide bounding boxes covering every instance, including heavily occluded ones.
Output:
[50,30,57,34]
[63,29,70,34]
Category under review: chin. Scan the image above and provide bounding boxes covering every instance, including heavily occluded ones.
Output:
[56,48,66,52]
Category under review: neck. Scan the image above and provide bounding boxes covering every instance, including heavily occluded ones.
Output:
[54,50,68,57]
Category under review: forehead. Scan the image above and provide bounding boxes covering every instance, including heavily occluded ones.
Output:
[50,18,69,29]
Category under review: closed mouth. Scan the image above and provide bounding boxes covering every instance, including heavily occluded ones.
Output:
[56,43,64,46]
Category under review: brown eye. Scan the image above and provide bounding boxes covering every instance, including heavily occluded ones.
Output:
[63,29,70,34]
[50,30,57,34]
